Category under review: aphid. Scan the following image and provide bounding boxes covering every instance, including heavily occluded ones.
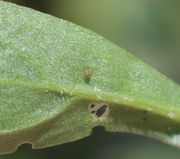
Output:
[88,103,110,119]
[84,66,92,83]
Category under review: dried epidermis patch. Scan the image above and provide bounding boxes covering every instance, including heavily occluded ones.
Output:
[88,103,110,119]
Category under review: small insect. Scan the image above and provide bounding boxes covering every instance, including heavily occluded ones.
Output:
[88,103,110,119]
[84,66,92,83]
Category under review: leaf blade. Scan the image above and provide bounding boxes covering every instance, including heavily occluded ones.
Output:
[0,1,179,154]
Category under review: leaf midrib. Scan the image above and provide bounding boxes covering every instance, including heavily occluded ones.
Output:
[1,79,180,122]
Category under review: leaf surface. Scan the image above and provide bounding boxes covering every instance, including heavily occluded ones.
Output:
[0,1,180,154]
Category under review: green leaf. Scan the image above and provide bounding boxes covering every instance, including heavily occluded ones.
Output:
[0,1,180,154]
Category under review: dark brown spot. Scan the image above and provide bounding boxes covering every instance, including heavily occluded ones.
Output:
[96,105,107,117]
[90,104,95,108]
[91,111,96,114]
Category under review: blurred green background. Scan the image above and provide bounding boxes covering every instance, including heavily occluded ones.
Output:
[1,0,180,158]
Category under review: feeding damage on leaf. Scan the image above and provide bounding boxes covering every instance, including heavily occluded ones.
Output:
[88,103,110,119]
